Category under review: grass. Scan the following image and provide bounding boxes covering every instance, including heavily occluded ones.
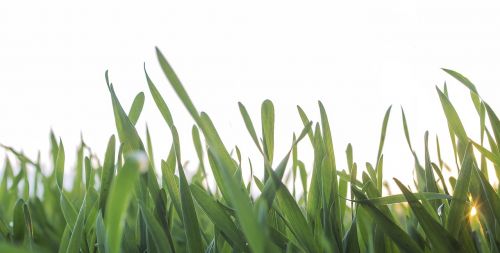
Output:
[0,48,499,252]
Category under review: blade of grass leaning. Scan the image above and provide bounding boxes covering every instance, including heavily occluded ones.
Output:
[154,50,266,253]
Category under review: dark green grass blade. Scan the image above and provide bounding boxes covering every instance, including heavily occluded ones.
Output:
[394,179,463,252]
[171,126,204,253]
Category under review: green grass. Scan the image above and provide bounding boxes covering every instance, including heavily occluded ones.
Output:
[1,48,499,252]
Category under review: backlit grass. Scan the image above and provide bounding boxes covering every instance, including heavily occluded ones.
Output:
[1,48,499,252]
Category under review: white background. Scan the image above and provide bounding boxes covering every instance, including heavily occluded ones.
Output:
[1,1,500,187]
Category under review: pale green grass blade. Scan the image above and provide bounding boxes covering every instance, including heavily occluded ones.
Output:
[99,135,116,212]
[296,105,314,144]
[55,140,65,190]
[106,73,145,154]
[144,65,174,127]
[238,102,264,154]
[155,48,201,125]
[128,92,145,126]
[261,100,275,164]
[436,87,468,159]
[442,68,482,112]
[375,105,392,191]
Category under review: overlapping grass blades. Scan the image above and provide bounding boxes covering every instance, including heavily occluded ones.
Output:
[1,48,500,252]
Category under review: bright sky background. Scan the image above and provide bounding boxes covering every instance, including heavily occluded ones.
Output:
[2,1,500,187]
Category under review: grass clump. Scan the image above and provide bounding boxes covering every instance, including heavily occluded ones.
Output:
[1,48,500,253]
